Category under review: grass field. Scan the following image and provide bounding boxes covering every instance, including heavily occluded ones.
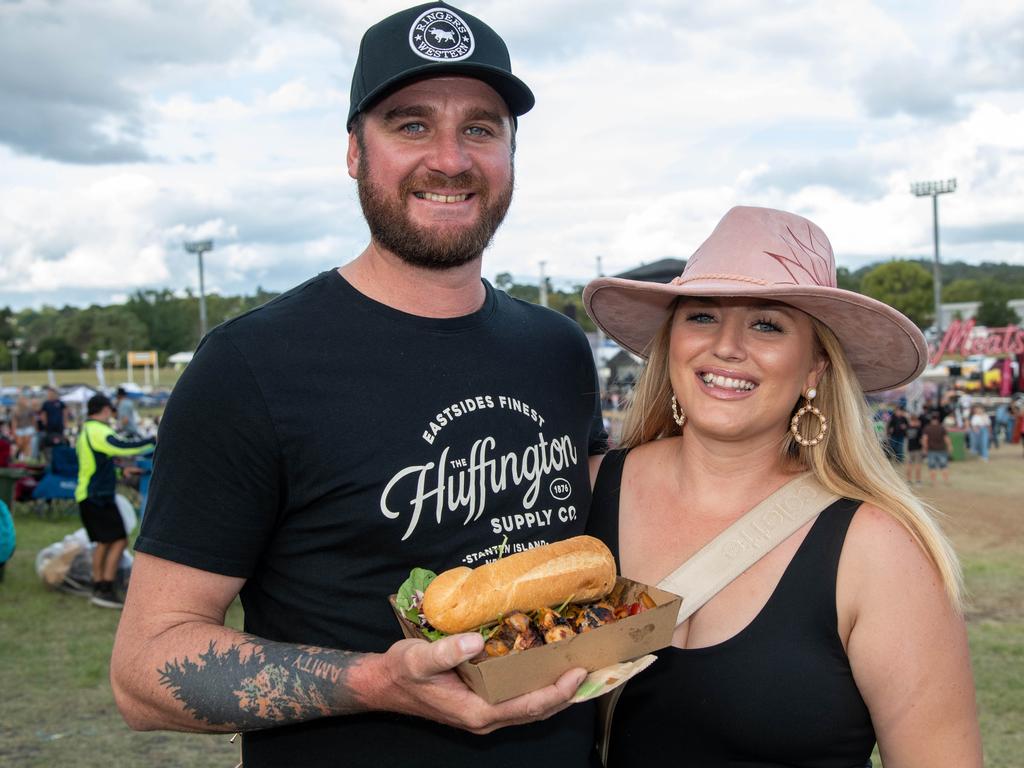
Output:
[1,367,184,391]
[1,443,1021,767]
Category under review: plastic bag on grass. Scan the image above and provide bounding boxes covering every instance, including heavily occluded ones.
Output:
[36,530,133,596]
[35,492,138,596]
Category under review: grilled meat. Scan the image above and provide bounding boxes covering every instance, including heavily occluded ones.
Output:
[479,595,653,657]
[572,601,616,633]
[536,607,576,644]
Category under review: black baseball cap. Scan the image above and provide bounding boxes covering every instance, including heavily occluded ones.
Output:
[347,1,535,130]
[87,394,114,416]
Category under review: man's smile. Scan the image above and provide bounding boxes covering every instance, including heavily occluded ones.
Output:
[414,191,473,203]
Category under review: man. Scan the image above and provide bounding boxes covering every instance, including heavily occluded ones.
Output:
[115,387,140,438]
[921,413,952,486]
[886,404,909,462]
[75,394,155,608]
[39,387,68,460]
[111,4,606,767]
[904,411,924,485]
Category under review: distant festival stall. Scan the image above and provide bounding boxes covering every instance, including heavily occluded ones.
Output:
[126,351,160,388]
[930,319,1024,393]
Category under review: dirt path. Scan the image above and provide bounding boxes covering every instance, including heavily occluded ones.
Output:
[917,441,1022,548]
[913,440,1023,623]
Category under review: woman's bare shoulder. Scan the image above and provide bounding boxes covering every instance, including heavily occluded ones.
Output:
[839,500,949,611]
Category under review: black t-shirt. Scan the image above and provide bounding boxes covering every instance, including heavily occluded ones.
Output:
[41,399,66,433]
[887,414,909,439]
[136,272,606,768]
[906,422,922,451]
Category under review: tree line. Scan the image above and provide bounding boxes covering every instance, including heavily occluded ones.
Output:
[840,259,1023,329]
[0,287,278,371]
[1,260,1022,371]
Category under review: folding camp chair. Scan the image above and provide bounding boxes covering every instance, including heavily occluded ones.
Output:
[31,445,78,516]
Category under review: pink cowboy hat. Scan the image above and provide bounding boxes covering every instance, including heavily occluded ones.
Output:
[583,206,928,393]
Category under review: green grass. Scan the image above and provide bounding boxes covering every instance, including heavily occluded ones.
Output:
[970,621,1024,767]
[962,552,1024,622]
[0,504,241,767]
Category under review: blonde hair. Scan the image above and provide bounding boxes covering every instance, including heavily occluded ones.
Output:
[618,313,678,448]
[619,309,965,611]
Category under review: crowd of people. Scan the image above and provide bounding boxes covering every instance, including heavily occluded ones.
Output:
[0,388,71,463]
[1,387,156,609]
[0,386,156,465]
[881,391,1024,486]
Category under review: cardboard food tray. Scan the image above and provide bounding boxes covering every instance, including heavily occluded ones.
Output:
[389,577,681,704]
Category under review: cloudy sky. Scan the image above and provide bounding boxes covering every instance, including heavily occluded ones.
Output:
[1,0,1022,310]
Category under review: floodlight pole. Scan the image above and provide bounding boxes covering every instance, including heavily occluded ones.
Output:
[910,179,956,335]
[184,239,214,341]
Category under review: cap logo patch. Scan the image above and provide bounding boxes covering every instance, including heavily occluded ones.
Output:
[409,7,475,61]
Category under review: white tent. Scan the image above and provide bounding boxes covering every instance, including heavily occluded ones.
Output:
[167,351,193,365]
[61,386,96,405]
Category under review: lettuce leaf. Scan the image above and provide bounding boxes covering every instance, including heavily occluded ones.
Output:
[395,567,437,624]
[395,567,490,642]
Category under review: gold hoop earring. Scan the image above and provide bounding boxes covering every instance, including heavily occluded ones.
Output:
[671,394,686,427]
[791,387,827,446]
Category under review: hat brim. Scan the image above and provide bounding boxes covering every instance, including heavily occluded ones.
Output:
[348,63,534,128]
[584,277,928,394]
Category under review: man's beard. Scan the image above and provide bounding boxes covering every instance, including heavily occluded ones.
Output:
[357,154,514,271]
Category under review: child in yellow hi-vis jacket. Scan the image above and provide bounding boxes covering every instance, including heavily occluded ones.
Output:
[76,394,154,608]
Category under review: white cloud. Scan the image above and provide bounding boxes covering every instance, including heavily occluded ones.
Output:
[0,0,1022,309]
[157,95,252,123]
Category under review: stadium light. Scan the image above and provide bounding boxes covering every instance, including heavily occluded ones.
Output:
[6,339,20,385]
[184,239,214,341]
[910,178,956,335]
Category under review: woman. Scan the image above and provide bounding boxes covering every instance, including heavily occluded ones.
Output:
[583,207,981,767]
[969,404,991,461]
[11,395,36,461]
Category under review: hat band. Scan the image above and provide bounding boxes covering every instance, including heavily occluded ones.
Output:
[671,273,771,287]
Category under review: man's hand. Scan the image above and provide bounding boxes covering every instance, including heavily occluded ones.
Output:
[360,633,587,734]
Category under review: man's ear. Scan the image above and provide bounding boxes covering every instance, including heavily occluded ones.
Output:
[347,131,361,180]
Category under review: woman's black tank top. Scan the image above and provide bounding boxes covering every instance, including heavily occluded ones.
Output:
[588,450,876,768]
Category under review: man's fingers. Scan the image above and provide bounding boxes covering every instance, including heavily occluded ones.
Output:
[406,633,484,678]
[552,666,589,699]
[389,638,588,734]
[488,667,587,724]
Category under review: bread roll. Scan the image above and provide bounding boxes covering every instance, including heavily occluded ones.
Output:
[422,535,616,634]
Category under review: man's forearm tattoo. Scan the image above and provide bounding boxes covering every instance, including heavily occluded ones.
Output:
[158,635,363,729]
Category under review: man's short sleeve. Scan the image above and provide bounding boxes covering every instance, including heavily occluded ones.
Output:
[135,329,281,577]
[584,338,608,456]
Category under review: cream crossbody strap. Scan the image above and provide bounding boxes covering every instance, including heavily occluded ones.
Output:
[657,472,840,625]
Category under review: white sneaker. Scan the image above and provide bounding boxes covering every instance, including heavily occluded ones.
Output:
[90,586,124,609]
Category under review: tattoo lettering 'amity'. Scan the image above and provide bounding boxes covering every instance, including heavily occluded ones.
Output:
[158,635,362,729]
